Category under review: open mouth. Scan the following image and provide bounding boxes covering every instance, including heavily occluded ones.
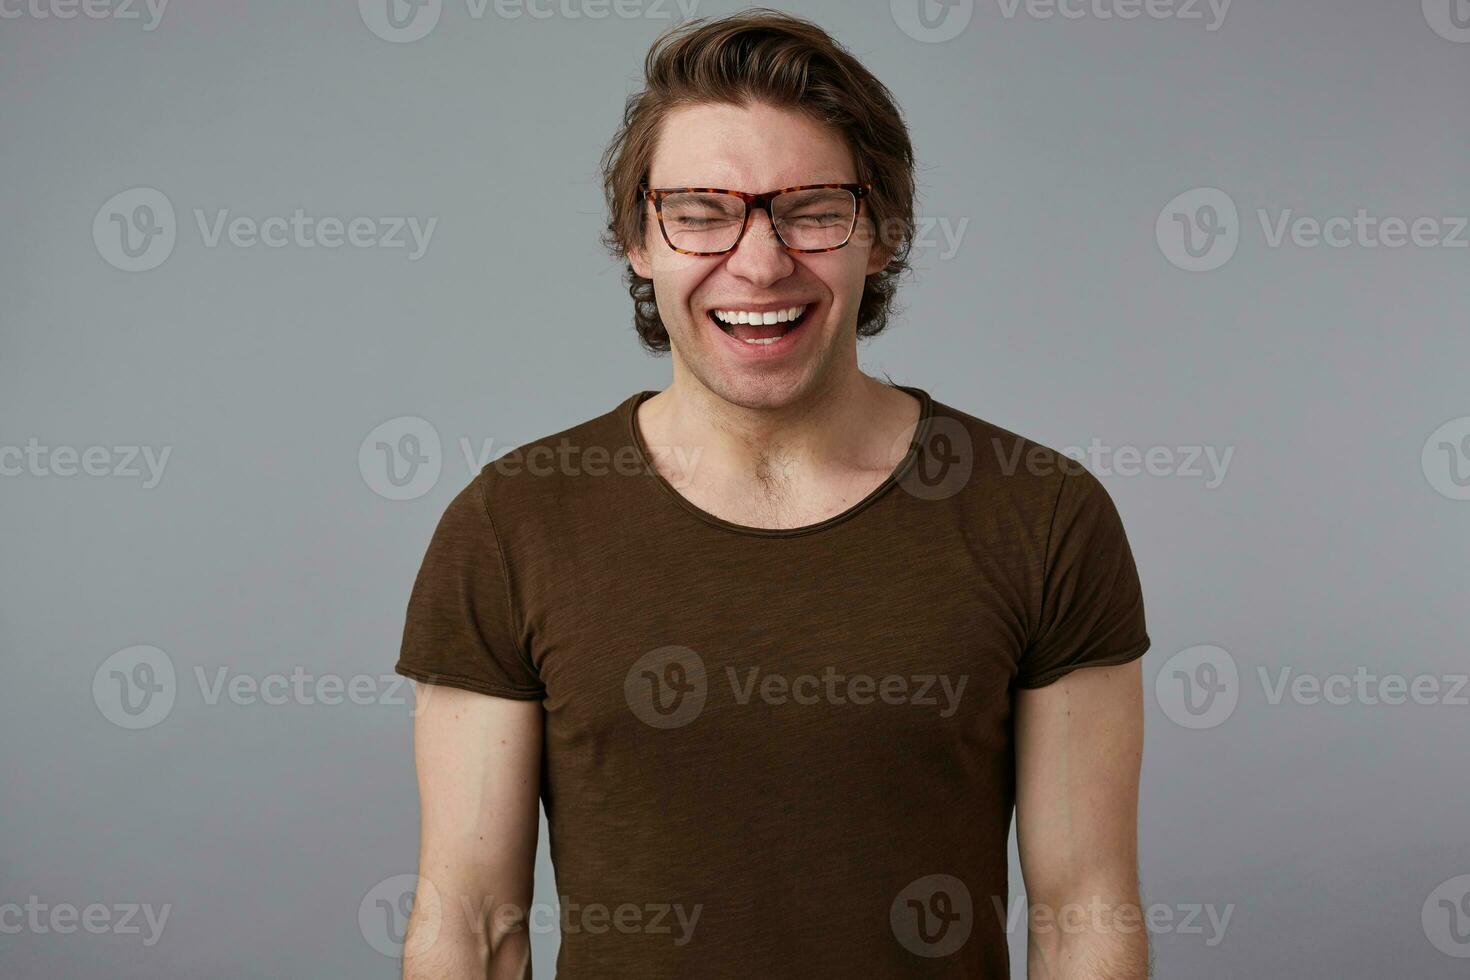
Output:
[706,304,813,346]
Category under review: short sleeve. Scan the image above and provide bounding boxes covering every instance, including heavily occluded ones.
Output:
[394,473,545,700]
[1015,466,1150,689]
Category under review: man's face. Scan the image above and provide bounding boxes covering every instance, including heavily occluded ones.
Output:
[628,102,890,411]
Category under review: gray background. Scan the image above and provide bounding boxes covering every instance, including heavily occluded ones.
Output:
[2,0,1467,976]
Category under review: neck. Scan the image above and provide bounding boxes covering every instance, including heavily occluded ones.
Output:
[638,364,917,492]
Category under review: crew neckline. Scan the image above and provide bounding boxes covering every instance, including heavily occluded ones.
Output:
[622,384,935,539]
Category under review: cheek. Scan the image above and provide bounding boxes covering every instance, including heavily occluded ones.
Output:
[650,261,713,324]
[804,255,868,307]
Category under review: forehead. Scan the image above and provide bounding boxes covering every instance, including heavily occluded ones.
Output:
[648,101,856,190]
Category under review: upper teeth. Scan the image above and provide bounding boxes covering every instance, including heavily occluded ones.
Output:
[713,305,808,325]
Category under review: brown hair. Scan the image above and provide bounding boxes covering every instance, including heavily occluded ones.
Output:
[599,9,917,354]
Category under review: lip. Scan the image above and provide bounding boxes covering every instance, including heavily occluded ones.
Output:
[704,299,816,315]
[703,299,820,359]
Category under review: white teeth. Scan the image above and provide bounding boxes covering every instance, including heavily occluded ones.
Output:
[741,336,779,345]
[712,304,808,326]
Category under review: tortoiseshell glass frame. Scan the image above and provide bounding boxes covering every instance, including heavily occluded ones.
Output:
[639,182,873,256]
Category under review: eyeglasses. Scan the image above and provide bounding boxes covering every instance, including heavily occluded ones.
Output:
[640,182,872,256]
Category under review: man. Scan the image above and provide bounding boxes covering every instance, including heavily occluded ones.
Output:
[395,10,1150,979]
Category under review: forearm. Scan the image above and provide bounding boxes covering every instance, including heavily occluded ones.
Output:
[1025,887,1150,980]
[1015,662,1148,979]
[404,685,542,979]
[402,926,529,980]
[402,915,487,980]
[400,877,532,980]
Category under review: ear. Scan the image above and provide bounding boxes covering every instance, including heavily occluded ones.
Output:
[864,239,893,277]
[628,240,653,280]
[627,195,656,279]
[861,212,893,276]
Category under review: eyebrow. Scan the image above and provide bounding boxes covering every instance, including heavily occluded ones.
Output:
[647,177,856,188]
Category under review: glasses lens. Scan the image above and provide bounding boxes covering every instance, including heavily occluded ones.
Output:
[659,192,747,253]
[773,188,857,250]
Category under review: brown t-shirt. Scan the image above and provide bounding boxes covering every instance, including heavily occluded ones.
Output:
[395,384,1150,978]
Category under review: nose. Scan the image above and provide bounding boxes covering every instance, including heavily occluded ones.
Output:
[723,205,795,285]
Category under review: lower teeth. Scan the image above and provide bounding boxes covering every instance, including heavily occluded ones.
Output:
[716,310,805,344]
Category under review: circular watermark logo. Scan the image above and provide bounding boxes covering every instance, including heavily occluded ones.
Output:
[1423,0,1470,42]
[359,416,442,501]
[892,415,973,501]
[624,645,707,729]
[359,0,442,42]
[93,645,177,729]
[360,874,442,958]
[891,874,973,957]
[1156,187,1240,272]
[93,187,176,272]
[1421,416,1470,501]
[1423,873,1470,958]
[1154,644,1238,729]
[891,0,974,42]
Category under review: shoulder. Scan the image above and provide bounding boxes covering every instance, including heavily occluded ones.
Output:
[921,394,1098,522]
[468,393,648,529]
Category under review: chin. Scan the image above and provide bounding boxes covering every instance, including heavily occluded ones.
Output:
[667,305,851,410]
[704,376,806,411]
[694,349,839,412]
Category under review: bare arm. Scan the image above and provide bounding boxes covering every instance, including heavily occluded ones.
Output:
[403,682,543,980]
[1015,659,1148,979]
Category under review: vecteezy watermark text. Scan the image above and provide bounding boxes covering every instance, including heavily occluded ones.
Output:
[994,0,1230,30]
[992,436,1235,489]
[1158,187,1469,272]
[358,0,702,43]
[93,187,437,272]
[725,665,968,718]
[1,439,171,487]
[1154,644,1470,729]
[625,646,970,728]
[991,895,1234,947]
[358,415,707,501]
[193,209,436,259]
[891,0,1230,43]
[0,896,170,946]
[92,645,422,730]
[0,0,167,29]
[358,874,701,958]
